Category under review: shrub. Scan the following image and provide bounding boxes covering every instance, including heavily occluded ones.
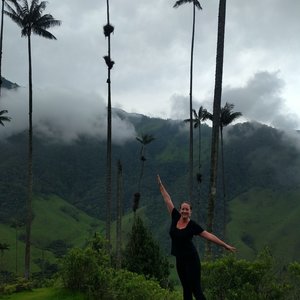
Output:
[109,269,180,300]
[60,233,179,300]
[0,277,33,295]
[123,216,170,287]
[287,261,300,299]
[202,249,290,300]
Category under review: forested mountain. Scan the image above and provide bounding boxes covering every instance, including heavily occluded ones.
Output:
[1,107,300,264]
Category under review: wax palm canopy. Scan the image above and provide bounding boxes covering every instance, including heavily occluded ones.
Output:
[4,0,61,39]
[173,0,202,9]
[0,109,11,126]
[220,102,242,129]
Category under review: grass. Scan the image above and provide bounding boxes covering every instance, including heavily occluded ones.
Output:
[0,195,104,274]
[227,187,300,263]
[0,288,85,300]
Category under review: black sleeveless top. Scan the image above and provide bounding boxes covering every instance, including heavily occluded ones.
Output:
[169,208,204,257]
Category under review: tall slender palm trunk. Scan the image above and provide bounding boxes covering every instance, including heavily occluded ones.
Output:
[25,33,33,280]
[105,0,112,247]
[196,121,202,223]
[220,126,227,238]
[138,145,145,193]
[188,3,196,203]
[15,225,18,274]
[0,0,5,96]
[116,160,123,269]
[206,0,227,257]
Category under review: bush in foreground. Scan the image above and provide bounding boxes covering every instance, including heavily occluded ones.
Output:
[60,233,180,300]
[202,248,298,300]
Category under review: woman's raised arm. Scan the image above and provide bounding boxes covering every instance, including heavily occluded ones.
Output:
[157,175,174,214]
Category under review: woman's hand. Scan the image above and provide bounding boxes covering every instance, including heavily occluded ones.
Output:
[224,244,236,253]
[157,174,162,186]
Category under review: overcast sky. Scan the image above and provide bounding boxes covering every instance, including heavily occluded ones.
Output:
[1,0,300,140]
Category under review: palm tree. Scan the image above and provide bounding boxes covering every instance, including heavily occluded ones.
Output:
[103,0,114,249]
[173,0,202,204]
[219,102,241,236]
[0,0,12,96]
[184,106,210,222]
[206,0,227,258]
[206,102,242,238]
[116,159,123,269]
[133,133,155,213]
[0,242,9,270]
[5,0,61,279]
[10,218,24,275]
[0,0,5,96]
[0,109,10,125]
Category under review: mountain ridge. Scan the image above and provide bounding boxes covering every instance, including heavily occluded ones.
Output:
[1,77,300,267]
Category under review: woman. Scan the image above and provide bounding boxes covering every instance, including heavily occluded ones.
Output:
[157,175,236,300]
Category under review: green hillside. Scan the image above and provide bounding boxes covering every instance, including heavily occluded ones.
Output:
[0,195,103,274]
[227,187,300,263]
[1,111,300,272]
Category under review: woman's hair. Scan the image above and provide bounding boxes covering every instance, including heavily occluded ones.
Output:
[179,201,192,210]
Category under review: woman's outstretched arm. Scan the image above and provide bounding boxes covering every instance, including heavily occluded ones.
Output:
[157,175,174,214]
[200,231,236,252]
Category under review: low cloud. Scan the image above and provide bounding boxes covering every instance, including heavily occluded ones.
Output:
[172,71,300,130]
[0,87,136,144]
[222,71,300,130]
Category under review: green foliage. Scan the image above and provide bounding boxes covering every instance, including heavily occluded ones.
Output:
[0,287,85,300]
[0,277,32,295]
[60,233,179,300]
[289,261,300,278]
[287,261,300,299]
[202,249,292,300]
[60,234,110,292]
[1,116,300,267]
[46,240,71,258]
[123,216,170,287]
[108,269,180,300]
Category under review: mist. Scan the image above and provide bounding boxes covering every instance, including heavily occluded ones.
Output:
[169,71,300,132]
[0,87,136,144]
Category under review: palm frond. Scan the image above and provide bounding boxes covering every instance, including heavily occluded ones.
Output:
[3,11,22,29]
[136,134,155,145]
[194,0,202,10]
[5,0,61,39]
[173,0,202,9]
[21,0,29,12]
[35,14,61,29]
[173,0,191,8]
[192,108,198,119]
[0,110,8,116]
[32,27,57,39]
[5,0,24,17]
[0,110,11,126]
[136,137,143,143]
[29,0,39,14]
[220,102,242,127]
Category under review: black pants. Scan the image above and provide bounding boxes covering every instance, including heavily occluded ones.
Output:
[176,253,206,300]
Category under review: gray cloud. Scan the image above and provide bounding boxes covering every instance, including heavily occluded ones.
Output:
[222,71,300,130]
[0,88,136,144]
[2,0,300,124]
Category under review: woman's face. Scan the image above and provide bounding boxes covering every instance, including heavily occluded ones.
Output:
[180,202,192,219]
